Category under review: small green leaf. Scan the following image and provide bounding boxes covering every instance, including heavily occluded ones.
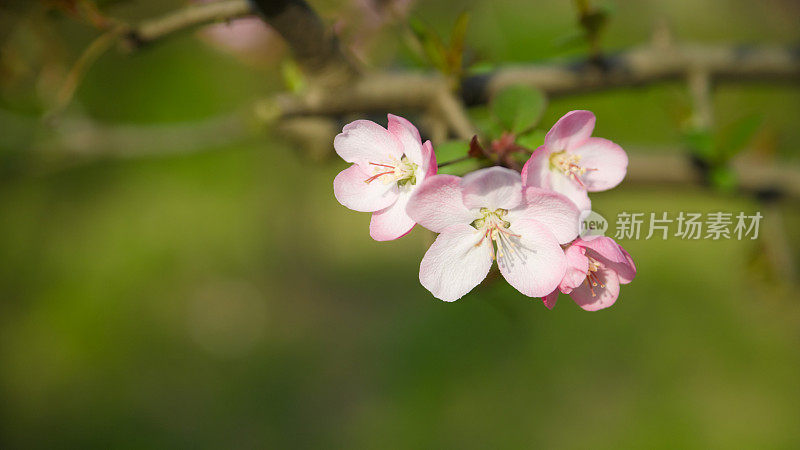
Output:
[716,114,762,161]
[709,166,737,193]
[684,128,714,160]
[490,85,547,134]
[446,12,470,76]
[408,17,449,73]
[281,60,306,93]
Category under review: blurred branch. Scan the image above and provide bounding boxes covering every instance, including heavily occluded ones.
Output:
[123,0,253,49]
[687,68,713,129]
[30,111,252,159]
[625,151,800,201]
[761,203,798,285]
[267,43,799,118]
[40,1,800,202]
[433,89,478,140]
[123,0,357,81]
[48,25,128,118]
[249,0,357,83]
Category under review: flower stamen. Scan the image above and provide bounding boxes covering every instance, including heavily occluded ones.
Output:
[550,151,597,187]
[585,256,605,297]
[364,156,419,186]
[472,207,522,262]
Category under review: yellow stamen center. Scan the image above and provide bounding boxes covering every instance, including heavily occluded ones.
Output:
[585,256,606,297]
[364,155,419,187]
[549,150,596,187]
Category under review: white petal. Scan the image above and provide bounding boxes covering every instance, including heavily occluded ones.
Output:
[497,219,567,297]
[334,120,402,168]
[461,166,523,211]
[419,224,494,302]
[407,175,476,233]
[387,114,424,166]
[333,165,399,212]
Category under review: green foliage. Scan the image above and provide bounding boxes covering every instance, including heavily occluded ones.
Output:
[685,114,762,192]
[280,60,306,93]
[686,115,762,165]
[407,12,471,80]
[490,85,547,134]
[708,166,738,193]
[685,128,715,160]
[717,114,763,161]
[557,0,613,55]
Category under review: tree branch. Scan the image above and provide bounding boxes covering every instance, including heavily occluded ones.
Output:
[249,0,357,83]
[123,0,253,49]
[270,43,800,118]
[625,151,800,201]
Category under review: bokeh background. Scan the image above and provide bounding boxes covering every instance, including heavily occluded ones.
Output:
[1,0,799,448]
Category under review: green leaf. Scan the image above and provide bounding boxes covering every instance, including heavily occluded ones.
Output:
[716,114,762,161]
[446,12,470,76]
[490,85,547,134]
[709,166,737,193]
[408,17,449,73]
[280,60,305,93]
[684,128,714,160]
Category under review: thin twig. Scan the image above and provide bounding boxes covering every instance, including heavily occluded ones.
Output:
[249,0,357,83]
[269,43,800,119]
[123,0,253,50]
[434,89,478,140]
[48,25,128,118]
[437,155,473,168]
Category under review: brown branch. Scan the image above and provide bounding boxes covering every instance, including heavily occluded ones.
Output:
[462,43,800,104]
[123,0,254,50]
[624,151,800,201]
[271,43,800,118]
[250,0,357,83]
[31,111,251,159]
[433,89,478,140]
[687,68,713,129]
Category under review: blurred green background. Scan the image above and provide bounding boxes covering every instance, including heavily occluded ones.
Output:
[1,0,799,448]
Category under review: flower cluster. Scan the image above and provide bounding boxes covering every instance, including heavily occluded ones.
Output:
[333,111,636,310]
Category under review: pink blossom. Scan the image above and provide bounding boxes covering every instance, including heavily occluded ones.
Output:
[406,167,580,301]
[542,237,636,311]
[333,114,436,241]
[521,110,628,211]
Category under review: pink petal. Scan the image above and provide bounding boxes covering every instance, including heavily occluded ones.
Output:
[560,244,589,292]
[542,289,559,309]
[497,219,567,298]
[571,137,628,191]
[509,186,580,244]
[333,164,399,212]
[544,110,596,152]
[423,140,437,178]
[521,145,553,189]
[568,266,621,311]
[406,175,476,233]
[580,237,636,284]
[548,170,592,212]
[461,166,523,211]
[369,191,415,241]
[387,114,424,166]
[334,120,402,168]
[419,224,494,302]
